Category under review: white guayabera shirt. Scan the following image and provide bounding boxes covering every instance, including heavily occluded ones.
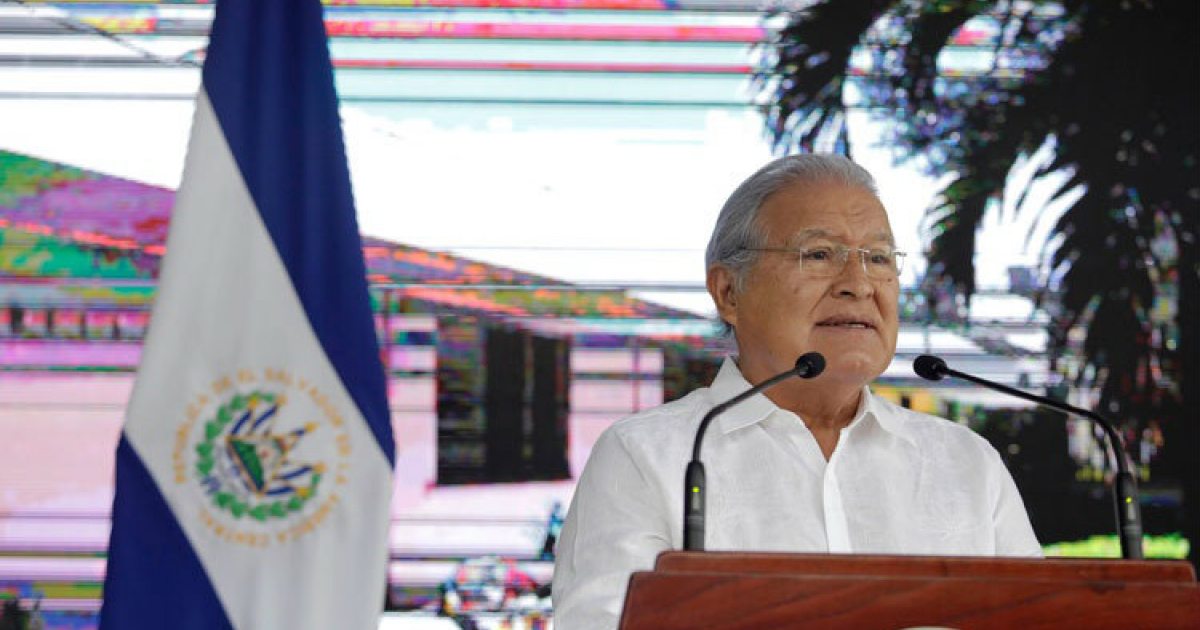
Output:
[552,358,1043,630]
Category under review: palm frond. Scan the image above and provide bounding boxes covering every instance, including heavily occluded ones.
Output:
[764,0,898,154]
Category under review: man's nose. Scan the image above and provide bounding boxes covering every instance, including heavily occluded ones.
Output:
[831,251,874,298]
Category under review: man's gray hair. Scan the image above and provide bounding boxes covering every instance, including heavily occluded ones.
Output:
[704,154,878,290]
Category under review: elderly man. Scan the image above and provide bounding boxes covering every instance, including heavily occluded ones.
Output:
[551,154,1042,629]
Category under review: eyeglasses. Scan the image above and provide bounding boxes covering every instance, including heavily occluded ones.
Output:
[740,244,907,280]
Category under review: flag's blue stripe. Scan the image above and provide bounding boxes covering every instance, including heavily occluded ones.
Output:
[100,436,236,630]
[200,0,394,466]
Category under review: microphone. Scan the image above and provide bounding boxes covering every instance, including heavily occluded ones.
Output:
[684,352,825,551]
[913,354,1143,559]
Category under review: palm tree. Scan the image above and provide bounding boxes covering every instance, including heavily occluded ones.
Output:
[761,0,1198,566]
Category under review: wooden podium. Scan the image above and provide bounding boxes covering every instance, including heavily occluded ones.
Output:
[618,551,1200,629]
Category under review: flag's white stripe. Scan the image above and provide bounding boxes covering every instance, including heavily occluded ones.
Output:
[125,88,391,630]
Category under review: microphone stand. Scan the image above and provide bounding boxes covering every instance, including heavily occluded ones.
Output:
[683,353,825,551]
[915,355,1144,559]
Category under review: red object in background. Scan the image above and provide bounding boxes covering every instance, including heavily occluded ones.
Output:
[445,557,539,612]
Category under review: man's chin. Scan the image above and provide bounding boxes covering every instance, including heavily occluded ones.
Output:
[815,356,886,386]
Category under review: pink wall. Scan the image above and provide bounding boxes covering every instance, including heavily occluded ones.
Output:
[0,346,666,555]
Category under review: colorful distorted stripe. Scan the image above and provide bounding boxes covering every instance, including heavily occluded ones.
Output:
[1,150,697,320]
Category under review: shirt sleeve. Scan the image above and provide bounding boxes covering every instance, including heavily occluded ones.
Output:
[552,426,673,630]
[988,446,1045,557]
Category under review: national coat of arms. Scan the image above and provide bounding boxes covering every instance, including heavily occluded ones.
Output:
[173,368,353,548]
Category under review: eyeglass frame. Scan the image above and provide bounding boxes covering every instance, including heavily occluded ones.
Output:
[738,244,907,279]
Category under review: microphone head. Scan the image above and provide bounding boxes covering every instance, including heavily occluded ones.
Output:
[913,354,948,381]
[794,352,825,379]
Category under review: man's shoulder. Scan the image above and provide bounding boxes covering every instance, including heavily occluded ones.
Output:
[605,388,712,447]
[579,388,712,484]
[869,392,996,451]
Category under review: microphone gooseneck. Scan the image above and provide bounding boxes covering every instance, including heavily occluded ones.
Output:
[683,352,825,551]
[911,354,1144,560]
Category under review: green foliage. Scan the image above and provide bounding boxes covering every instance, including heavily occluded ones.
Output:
[1045,533,1190,560]
[766,0,1198,411]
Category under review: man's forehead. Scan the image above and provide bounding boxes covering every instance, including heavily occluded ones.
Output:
[761,181,894,243]
[782,227,895,246]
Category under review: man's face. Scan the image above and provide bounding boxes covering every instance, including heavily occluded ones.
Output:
[711,180,900,387]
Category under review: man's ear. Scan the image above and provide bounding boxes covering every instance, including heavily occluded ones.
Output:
[707,265,740,329]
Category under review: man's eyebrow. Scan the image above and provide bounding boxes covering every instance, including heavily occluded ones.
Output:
[871,230,896,246]
[785,229,835,245]
[786,229,896,246]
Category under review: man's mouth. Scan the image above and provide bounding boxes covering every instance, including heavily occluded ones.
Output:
[816,317,875,329]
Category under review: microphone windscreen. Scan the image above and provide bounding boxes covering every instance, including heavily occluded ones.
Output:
[795,352,825,378]
[913,354,947,381]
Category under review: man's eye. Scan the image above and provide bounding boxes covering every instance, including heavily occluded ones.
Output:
[868,251,892,265]
[801,247,833,261]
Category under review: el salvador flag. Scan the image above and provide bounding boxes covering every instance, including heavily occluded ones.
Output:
[100,1,396,628]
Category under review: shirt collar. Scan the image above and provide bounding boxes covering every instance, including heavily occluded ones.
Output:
[710,357,777,434]
[709,356,917,447]
[858,388,918,447]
